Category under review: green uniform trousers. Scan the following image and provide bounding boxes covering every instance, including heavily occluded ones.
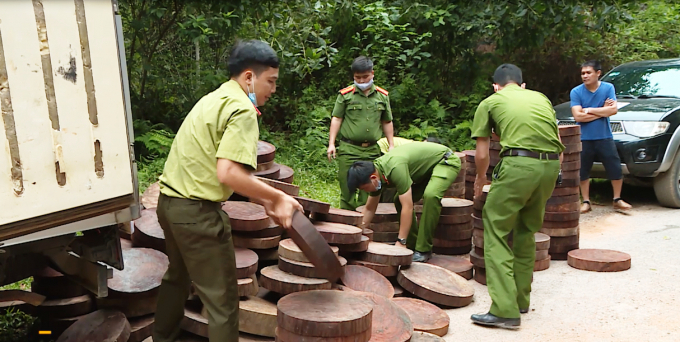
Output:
[337,142,381,210]
[153,194,239,342]
[483,156,560,319]
[394,156,461,252]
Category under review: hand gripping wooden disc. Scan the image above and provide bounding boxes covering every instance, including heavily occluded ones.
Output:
[295,197,331,214]
[278,256,348,279]
[257,177,300,196]
[277,163,295,183]
[535,232,551,250]
[235,248,259,278]
[337,235,370,253]
[392,297,449,337]
[358,292,413,342]
[540,226,579,237]
[348,259,399,277]
[234,235,282,250]
[360,242,413,266]
[427,254,473,280]
[397,263,474,307]
[132,208,165,254]
[257,141,277,164]
[559,125,581,136]
[279,238,339,263]
[128,314,154,342]
[259,266,331,295]
[313,221,363,244]
[289,211,344,282]
[239,295,278,337]
[253,163,282,179]
[31,267,87,299]
[534,256,551,272]
[544,210,580,221]
[356,203,398,223]
[440,198,473,215]
[56,310,130,342]
[317,207,364,226]
[277,290,374,337]
[567,249,631,272]
[411,331,446,342]
[222,202,271,231]
[141,182,160,210]
[275,327,371,342]
[340,265,395,298]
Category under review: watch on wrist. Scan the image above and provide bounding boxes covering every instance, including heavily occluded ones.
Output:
[396,238,407,245]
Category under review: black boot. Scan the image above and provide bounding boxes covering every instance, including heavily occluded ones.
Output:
[412,251,432,262]
[471,312,520,330]
[520,308,529,314]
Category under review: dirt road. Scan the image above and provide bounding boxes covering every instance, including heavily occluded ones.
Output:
[443,186,680,341]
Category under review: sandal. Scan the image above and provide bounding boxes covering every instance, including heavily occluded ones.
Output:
[580,200,592,214]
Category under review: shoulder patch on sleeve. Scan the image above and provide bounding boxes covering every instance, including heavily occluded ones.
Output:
[375,86,389,96]
[339,86,355,95]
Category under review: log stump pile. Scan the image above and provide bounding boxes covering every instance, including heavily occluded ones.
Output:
[443,152,467,199]
[357,203,400,243]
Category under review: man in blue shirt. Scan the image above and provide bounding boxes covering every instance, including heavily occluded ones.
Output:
[570,60,632,213]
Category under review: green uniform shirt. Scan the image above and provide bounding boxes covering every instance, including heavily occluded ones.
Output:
[332,84,393,143]
[371,142,454,196]
[377,137,415,154]
[471,84,565,155]
[159,80,259,202]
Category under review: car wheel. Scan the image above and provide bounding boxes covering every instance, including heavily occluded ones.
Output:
[653,149,680,208]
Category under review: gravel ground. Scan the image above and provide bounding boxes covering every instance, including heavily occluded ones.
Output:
[442,185,680,342]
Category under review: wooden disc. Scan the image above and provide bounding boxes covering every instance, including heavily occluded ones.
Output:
[259,266,331,295]
[362,228,374,241]
[239,295,278,338]
[278,238,339,263]
[370,221,400,232]
[358,292,412,342]
[257,160,275,172]
[540,226,579,237]
[550,243,580,254]
[469,249,485,268]
[534,256,551,271]
[289,211,344,282]
[254,248,279,262]
[278,256,347,279]
[545,201,580,212]
[559,125,581,136]
[276,327,371,342]
[35,294,93,319]
[295,197,331,214]
[56,310,130,342]
[277,290,374,337]
[542,219,580,229]
[141,182,160,210]
[234,235,281,250]
[341,265,395,298]
[473,266,486,285]
[440,198,473,215]
[397,263,474,307]
[563,142,583,154]
[236,248,259,278]
[356,203,398,223]
[317,208,363,226]
[392,298,449,337]
[238,275,260,297]
[544,211,580,221]
[432,245,471,255]
[348,260,398,277]
[313,221,363,244]
[547,194,580,205]
[562,152,581,162]
[555,177,580,188]
[181,307,208,337]
[277,164,295,183]
[567,249,631,272]
[257,141,276,163]
[438,213,472,224]
[472,215,483,229]
[372,231,399,243]
[337,235,370,253]
[128,315,154,342]
[535,232,551,250]
[222,202,271,231]
[132,208,165,253]
[257,177,299,196]
[239,333,276,342]
[550,235,580,246]
[550,252,569,261]
[551,186,580,197]
[109,248,168,295]
[360,242,413,266]
[32,267,87,300]
[426,254,473,280]
[237,220,283,238]
[434,227,473,242]
[433,238,472,248]
[411,331,445,341]
[253,163,281,179]
[561,160,581,171]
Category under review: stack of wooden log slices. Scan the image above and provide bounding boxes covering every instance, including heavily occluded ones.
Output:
[276,290,375,342]
[222,201,283,261]
[443,152,467,199]
[471,185,489,284]
[432,198,474,255]
[542,125,582,260]
[272,237,346,290]
[132,208,165,254]
[489,133,502,171]
[314,220,370,257]
[356,203,400,243]
[252,141,295,184]
[95,247,167,342]
[295,196,331,217]
[349,241,413,280]
[397,262,474,308]
[30,267,93,337]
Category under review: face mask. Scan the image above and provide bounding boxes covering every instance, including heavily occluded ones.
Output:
[247,79,257,107]
[374,179,382,191]
[354,78,374,91]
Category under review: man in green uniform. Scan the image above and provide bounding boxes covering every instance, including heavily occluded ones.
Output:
[328,56,395,210]
[153,40,303,342]
[346,142,461,262]
[470,64,564,329]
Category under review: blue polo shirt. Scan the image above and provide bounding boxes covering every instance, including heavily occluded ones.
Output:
[569,82,616,140]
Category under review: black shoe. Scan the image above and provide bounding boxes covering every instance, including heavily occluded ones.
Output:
[471,312,520,330]
[520,308,529,314]
[412,251,432,262]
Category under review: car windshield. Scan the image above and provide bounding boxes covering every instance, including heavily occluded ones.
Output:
[602,65,680,98]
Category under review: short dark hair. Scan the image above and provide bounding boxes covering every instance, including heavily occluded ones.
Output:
[351,56,373,74]
[227,40,279,76]
[426,136,441,144]
[347,161,375,193]
[493,64,523,86]
[581,60,602,72]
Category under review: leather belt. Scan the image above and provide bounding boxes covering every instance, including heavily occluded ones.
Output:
[501,149,559,160]
[341,138,376,148]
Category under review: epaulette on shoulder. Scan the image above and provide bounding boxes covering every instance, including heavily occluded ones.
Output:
[375,86,389,96]
[339,86,355,95]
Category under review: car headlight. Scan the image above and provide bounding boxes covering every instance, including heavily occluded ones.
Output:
[622,121,670,138]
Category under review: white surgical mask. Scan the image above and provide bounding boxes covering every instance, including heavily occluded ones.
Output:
[247,81,257,107]
[375,179,382,191]
[354,78,374,91]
